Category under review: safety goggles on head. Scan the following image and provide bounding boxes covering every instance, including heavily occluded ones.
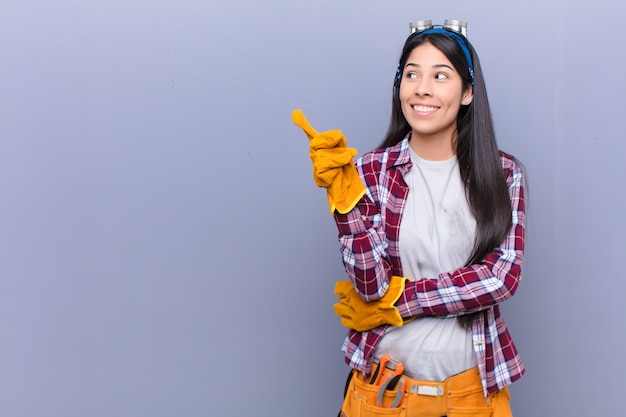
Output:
[409,19,468,37]
[396,19,474,86]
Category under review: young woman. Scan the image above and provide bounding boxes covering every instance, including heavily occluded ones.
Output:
[293,19,526,417]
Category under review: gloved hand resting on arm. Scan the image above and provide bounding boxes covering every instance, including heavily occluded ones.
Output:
[291,109,366,214]
[333,276,413,332]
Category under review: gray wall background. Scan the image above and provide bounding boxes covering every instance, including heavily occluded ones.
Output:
[1,1,624,416]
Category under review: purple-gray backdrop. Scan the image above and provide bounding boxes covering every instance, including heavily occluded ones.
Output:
[1,1,624,416]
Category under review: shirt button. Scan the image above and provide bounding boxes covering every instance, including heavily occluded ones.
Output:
[361,215,366,221]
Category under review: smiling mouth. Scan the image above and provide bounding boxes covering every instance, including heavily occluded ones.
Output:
[412,105,438,113]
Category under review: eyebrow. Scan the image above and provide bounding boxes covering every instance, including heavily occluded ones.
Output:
[405,63,455,71]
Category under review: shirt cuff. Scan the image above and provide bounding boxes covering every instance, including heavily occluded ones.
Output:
[334,204,372,235]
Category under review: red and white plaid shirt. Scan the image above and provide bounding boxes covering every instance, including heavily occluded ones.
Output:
[333,137,526,396]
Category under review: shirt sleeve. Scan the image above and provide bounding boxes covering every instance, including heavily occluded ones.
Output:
[333,195,394,300]
[332,150,406,301]
[395,157,526,318]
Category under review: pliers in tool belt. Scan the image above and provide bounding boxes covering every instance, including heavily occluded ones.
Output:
[376,360,405,408]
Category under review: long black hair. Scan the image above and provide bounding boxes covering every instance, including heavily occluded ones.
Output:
[380,33,512,328]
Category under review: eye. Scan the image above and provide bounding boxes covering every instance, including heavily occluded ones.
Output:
[405,72,419,80]
[435,73,449,80]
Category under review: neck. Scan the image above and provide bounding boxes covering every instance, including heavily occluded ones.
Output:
[409,130,456,161]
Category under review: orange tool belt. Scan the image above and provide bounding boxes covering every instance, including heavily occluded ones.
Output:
[340,356,512,417]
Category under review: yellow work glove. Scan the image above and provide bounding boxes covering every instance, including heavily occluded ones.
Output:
[333,276,410,332]
[291,109,366,214]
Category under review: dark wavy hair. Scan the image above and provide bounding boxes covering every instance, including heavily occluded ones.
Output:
[379,33,512,328]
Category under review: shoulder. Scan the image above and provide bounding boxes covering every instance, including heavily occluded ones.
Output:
[499,151,526,187]
[357,138,411,174]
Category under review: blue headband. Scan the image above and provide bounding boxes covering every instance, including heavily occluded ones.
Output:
[395,27,474,86]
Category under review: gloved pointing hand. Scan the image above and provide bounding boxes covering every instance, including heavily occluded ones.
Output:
[291,109,366,214]
[333,276,412,332]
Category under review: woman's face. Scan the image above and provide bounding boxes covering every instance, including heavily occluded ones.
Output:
[399,42,473,143]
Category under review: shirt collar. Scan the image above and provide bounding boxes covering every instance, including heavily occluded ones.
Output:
[387,134,413,172]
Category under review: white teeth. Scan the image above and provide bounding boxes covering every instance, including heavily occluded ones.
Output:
[413,105,437,112]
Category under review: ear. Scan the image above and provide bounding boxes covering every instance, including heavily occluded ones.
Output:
[461,87,473,106]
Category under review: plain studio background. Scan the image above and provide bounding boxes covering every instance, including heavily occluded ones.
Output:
[1,1,625,416]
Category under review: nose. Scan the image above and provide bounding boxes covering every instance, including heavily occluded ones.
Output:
[415,78,433,96]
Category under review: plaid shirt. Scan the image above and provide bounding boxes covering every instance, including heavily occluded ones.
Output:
[333,137,526,396]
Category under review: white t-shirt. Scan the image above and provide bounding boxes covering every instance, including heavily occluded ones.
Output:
[373,148,477,381]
